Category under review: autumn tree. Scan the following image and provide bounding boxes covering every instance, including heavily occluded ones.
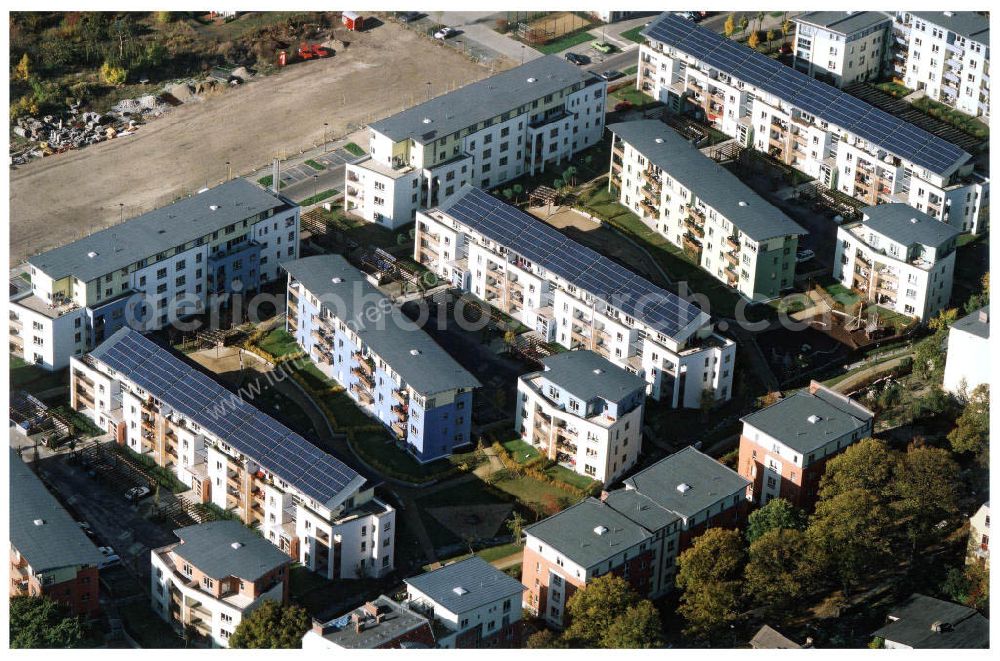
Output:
[676,528,746,638]
[10,596,91,648]
[745,498,807,543]
[748,31,761,50]
[602,600,665,648]
[723,14,736,38]
[228,600,310,648]
[738,15,749,35]
[13,53,31,82]
[892,445,960,556]
[948,384,989,459]
[562,574,664,648]
[100,61,127,86]
[526,629,565,648]
[766,29,775,48]
[807,489,892,595]
[817,437,896,501]
[744,528,812,616]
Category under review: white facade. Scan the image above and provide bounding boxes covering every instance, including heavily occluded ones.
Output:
[416,202,737,408]
[792,13,892,87]
[943,307,990,396]
[894,11,990,119]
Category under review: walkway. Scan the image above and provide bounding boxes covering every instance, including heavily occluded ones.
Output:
[490,550,524,571]
[831,355,912,395]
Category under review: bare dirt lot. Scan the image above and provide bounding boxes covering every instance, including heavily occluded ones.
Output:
[10,21,492,263]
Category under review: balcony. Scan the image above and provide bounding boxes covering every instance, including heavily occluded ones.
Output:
[391,403,408,418]
[682,233,702,254]
[725,251,739,267]
[391,420,406,439]
[641,169,662,190]
[392,388,409,405]
[726,236,740,252]
[351,383,374,405]
[684,217,705,239]
[351,368,374,390]
[639,199,658,217]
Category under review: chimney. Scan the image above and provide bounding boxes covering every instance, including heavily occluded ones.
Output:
[808,380,822,395]
[363,602,380,618]
[979,310,989,323]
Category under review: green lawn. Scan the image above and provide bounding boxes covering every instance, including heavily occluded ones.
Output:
[256,328,302,359]
[494,474,581,513]
[911,96,989,141]
[121,603,183,648]
[10,356,68,394]
[502,438,539,464]
[875,81,913,98]
[823,281,861,308]
[256,174,285,189]
[298,188,338,206]
[621,24,646,44]
[534,30,596,55]
[49,405,103,437]
[304,159,326,171]
[544,463,600,492]
[477,541,522,562]
[622,64,638,76]
[415,478,514,548]
[610,86,659,110]
[343,142,366,157]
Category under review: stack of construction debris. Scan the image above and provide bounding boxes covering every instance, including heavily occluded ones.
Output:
[110,94,169,119]
[10,110,129,163]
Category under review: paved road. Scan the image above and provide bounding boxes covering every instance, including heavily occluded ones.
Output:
[245,134,367,205]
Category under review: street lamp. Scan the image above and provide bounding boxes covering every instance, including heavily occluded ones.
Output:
[313,174,319,202]
[426,81,431,101]
[521,44,525,65]
[323,122,329,153]
[225,160,231,181]
[119,203,124,223]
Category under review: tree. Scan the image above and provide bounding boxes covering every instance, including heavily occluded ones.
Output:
[10,596,90,648]
[526,629,565,648]
[228,600,310,648]
[948,384,989,457]
[942,563,989,612]
[506,510,525,543]
[154,11,173,24]
[766,29,775,48]
[748,31,760,50]
[745,498,806,543]
[723,14,736,38]
[928,308,959,332]
[676,528,746,638]
[142,41,168,69]
[13,53,31,82]
[738,15,749,35]
[781,19,793,44]
[512,183,524,202]
[100,61,127,86]
[563,574,639,646]
[807,489,892,595]
[502,188,514,201]
[893,445,959,555]
[744,528,812,615]
[913,334,946,381]
[601,600,664,648]
[817,437,896,501]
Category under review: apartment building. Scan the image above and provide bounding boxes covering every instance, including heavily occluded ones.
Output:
[404,557,525,648]
[833,204,960,321]
[9,179,299,371]
[522,446,750,627]
[967,502,989,569]
[639,12,988,234]
[10,449,103,618]
[416,186,736,408]
[303,596,435,649]
[150,521,291,647]
[943,306,990,396]
[892,11,990,119]
[738,381,874,509]
[515,350,646,483]
[609,120,805,301]
[344,56,607,229]
[792,12,892,87]
[69,327,395,581]
[283,255,480,462]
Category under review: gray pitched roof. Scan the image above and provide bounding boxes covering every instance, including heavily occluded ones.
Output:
[536,350,646,404]
[750,625,802,649]
[609,120,805,242]
[740,386,873,455]
[171,521,290,582]
[794,11,891,35]
[951,306,989,340]
[10,449,105,573]
[404,556,523,615]
[282,255,480,395]
[602,489,680,532]
[622,446,749,519]
[370,56,602,143]
[523,497,654,569]
[312,595,431,649]
[873,593,989,649]
[860,204,962,250]
[910,11,989,43]
[28,179,290,283]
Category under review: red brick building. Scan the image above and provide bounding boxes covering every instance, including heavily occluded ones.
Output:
[10,449,104,618]
[522,446,750,627]
[738,381,874,510]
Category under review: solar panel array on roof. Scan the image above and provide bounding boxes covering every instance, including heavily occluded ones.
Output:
[440,187,709,340]
[91,328,360,504]
[643,13,970,175]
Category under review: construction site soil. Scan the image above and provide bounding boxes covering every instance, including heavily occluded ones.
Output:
[10,21,492,263]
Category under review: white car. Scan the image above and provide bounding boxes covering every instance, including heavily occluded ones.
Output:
[796,249,816,263]
[434,27,456,40]
[97,546,121,569]
[125,485,151,501]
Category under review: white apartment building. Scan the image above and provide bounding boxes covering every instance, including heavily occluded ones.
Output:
[943,306,990,396]
[9,179,299,371]
[893,11,990,119]
[150,521,291,647]
[609,120,805,301]
[833,204,960,321]
[344,55,607,229]
[404,557,525,648]
[515,350,646,484]
[416,186,736,408]
[70,327,395,581]
[638,12,988,234]
[792,12,892,87]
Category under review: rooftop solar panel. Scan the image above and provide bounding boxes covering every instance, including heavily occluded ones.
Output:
[646,13,970,174]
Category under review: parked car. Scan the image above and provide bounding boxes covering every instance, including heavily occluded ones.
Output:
[97,546,121,569]
[796,249,816,263]
[77,521,96,537]
[397,12,422,23]
[434,27,457,40]
[779,43,793,55]
[590,41,615,54]
[125,485,151,501]
[565,52,589,65]
[614,100,634,112]
[600,70,624,81]
[675,11,698,21]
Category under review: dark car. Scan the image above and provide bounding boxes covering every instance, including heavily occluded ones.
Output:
[614,100,633,112]
[565,52,589,65]
[397,12,422,23]
[600,70,624,81]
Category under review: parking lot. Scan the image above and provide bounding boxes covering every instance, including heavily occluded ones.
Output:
[275,146,363,189]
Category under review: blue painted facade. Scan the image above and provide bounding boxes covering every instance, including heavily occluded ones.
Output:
[288,283,473,463]
[86,290,148,345]
[208,240,262,294]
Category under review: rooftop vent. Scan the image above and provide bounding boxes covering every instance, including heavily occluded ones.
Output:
[677,483,691,494]
[593,368,603,375]
[654,137,664,144]
[452,586,468,596]
[931,620,953,633]
[87,251,98,259]
[527,77,537,83]
[331,277,343,284]
[210,205,219,211]
[422,118,432,124]
[910,217,919,224]
[594,525,609,536]
[33,519,45,526]
[231,542,243,550]
[410,349,421,356]
[943,11,954,17]
[807,414,821,424]
[738,200,748,207]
